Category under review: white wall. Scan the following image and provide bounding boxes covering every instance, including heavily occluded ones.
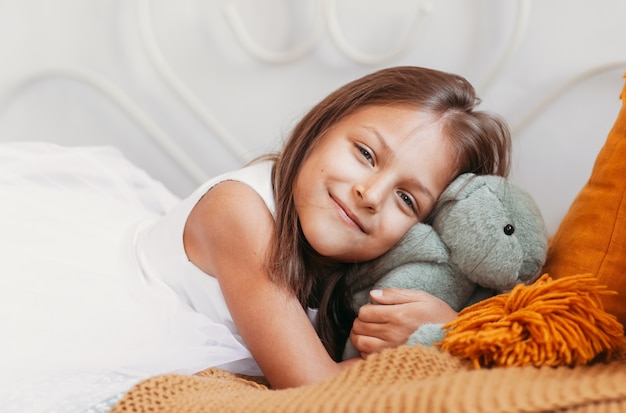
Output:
[0,0,624,234]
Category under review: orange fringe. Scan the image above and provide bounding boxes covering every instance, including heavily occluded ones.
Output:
[438,273,626,368]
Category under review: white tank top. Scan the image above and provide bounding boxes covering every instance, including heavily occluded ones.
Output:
[134,160,276,337]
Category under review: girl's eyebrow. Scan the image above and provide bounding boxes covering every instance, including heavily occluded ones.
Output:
[363,126,390,152]
[363,126,436,204]
[408,178,436,204]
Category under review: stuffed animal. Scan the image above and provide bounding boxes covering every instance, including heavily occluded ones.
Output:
[343,173,549,359]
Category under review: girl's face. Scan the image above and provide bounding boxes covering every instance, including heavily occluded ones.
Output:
[293,105,457,263]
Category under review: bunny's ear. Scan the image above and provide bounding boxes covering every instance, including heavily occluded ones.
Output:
[436,173,486,204]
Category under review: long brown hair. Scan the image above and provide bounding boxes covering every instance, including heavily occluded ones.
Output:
[265,66,512,360]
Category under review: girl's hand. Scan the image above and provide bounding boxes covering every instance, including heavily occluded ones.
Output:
[348,288,457,358]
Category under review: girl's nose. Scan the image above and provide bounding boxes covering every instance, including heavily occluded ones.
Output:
[354,177,388,212]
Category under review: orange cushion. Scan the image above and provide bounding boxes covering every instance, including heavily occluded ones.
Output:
[542,72,626,330]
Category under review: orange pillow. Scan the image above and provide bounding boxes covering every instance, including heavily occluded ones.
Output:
[542,72,626,330]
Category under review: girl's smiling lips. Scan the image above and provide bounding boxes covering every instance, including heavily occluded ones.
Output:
[330,194,367,233]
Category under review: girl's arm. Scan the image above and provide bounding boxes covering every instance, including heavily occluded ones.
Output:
[349,289,458,357]
[184,180,358,388]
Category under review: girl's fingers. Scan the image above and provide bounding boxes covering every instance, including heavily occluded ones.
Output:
[349,330,393,356]
[369,288,429,305]
[351,309,418,345]
[357,299,419,324]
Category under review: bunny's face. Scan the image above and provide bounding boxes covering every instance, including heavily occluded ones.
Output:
[432,174,548,292]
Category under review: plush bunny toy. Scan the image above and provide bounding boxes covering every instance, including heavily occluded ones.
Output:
[343,173,549,359]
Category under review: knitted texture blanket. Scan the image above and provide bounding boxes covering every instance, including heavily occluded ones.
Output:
[111,343,626,413]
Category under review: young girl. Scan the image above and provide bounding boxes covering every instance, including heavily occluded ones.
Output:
[0,66,510,411]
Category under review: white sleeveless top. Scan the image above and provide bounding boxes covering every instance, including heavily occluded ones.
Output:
[135,160,275,363]
[135,159,319,372]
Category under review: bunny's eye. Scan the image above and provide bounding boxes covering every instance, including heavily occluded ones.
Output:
[503,224,515,235]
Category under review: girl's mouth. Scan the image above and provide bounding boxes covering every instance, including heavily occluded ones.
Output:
[330,194,367,233]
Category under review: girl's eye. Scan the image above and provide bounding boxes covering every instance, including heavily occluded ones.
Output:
[357,145,374,164]
[397,191,417,212]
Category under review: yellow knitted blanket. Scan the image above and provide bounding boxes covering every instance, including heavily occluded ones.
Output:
[111,343,626,413]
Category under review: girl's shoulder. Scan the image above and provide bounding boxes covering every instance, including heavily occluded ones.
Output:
[192,160,276,218]
[184,172,276,282]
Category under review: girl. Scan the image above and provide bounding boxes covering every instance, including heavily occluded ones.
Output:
[0,66,510,411]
